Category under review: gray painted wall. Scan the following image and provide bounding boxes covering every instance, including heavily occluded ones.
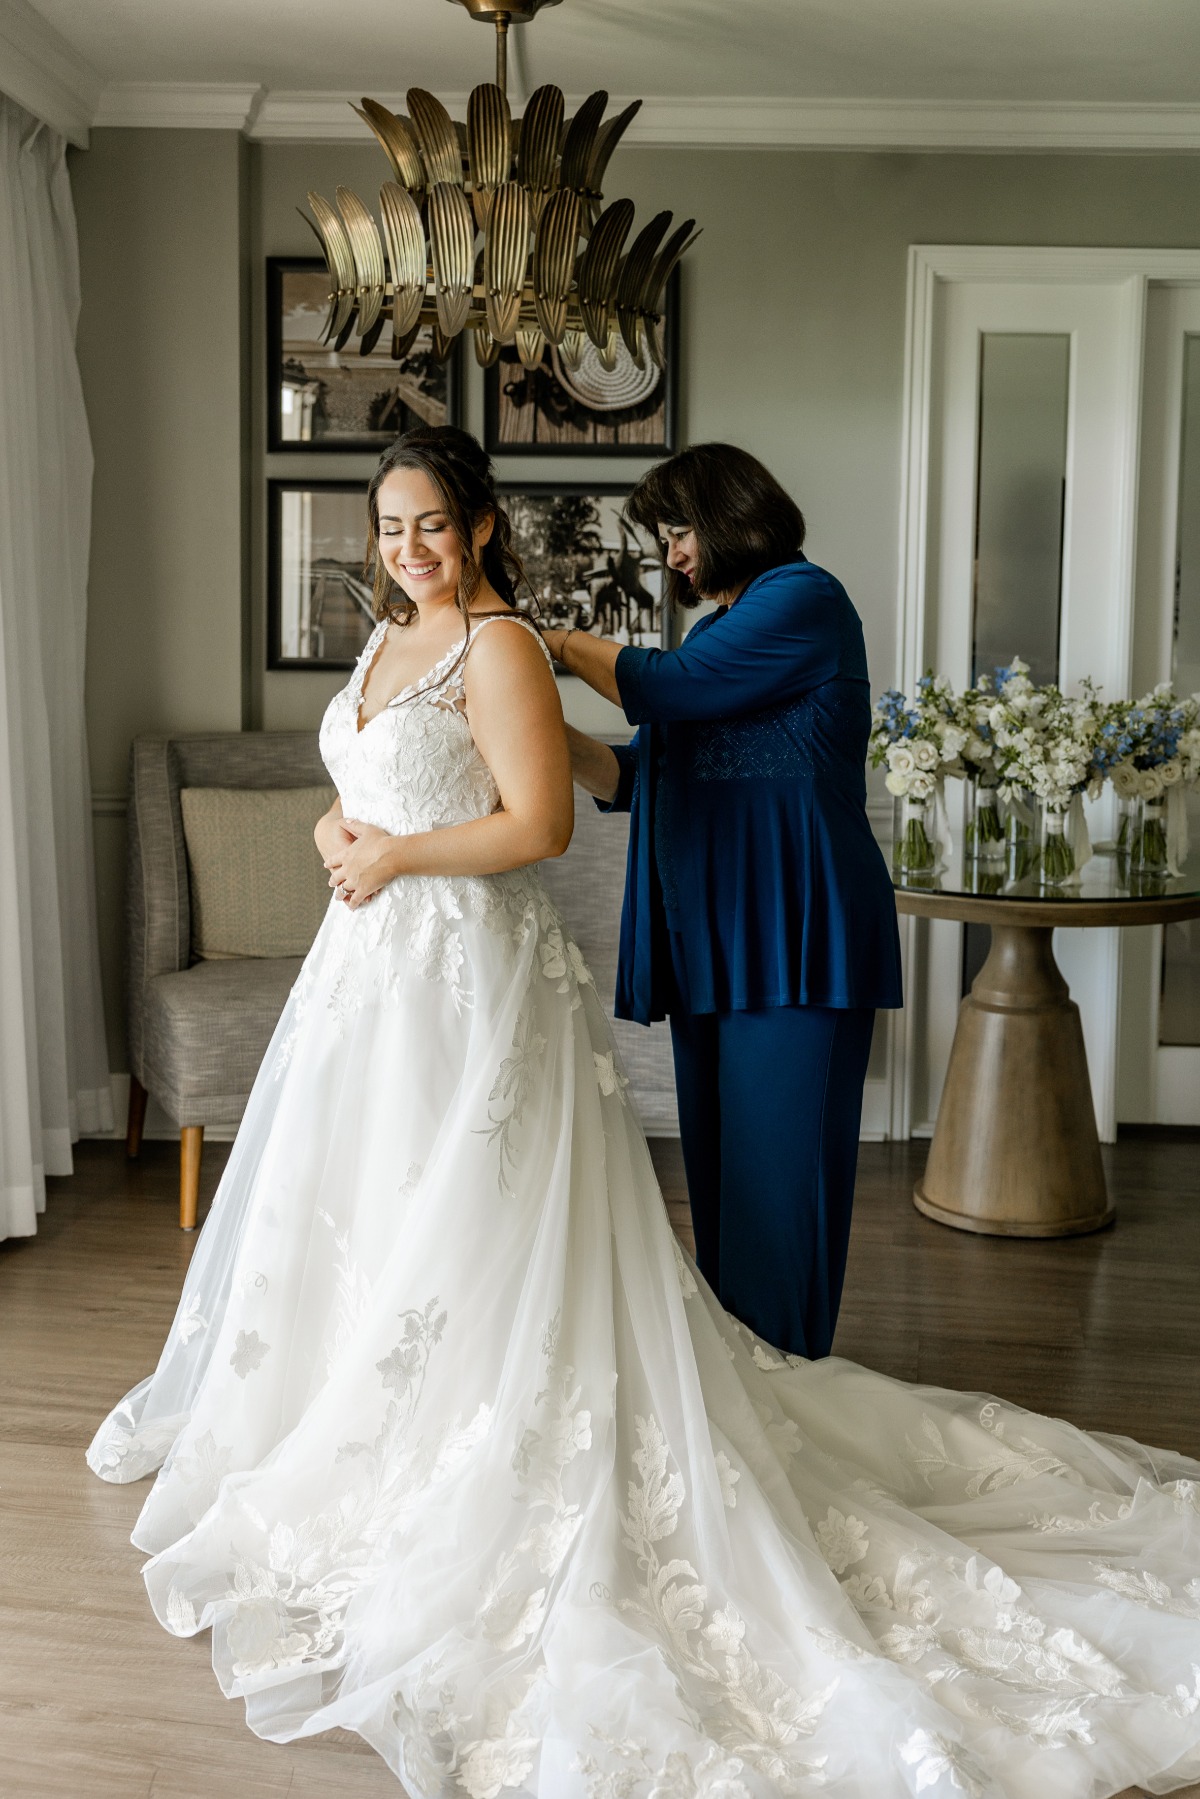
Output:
[71,132,1200,1070]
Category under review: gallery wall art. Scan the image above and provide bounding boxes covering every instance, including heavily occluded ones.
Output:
[268,480,374,670]
[485,272,679,457]
[500,485,667,654]
[267,259,460,453]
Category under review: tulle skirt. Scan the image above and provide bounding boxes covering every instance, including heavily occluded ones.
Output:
[89,870,1200,1798]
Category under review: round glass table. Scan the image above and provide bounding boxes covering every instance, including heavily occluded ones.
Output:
[891,839,1200,1238]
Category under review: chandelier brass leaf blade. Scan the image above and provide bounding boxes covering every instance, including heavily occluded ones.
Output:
[473,321,501,367]
[335,186,387,338]
[586,99,642,196]
[378,181,427,341]
[484,180,532,343]
[304,191,358,344]
[517,84,565,217]
[616,210,671,361]
[355,100,426,198]
[516,324,547,369]
[466,82,511,228]
[596,319,620,372]
[641,219,700,368]
[559,90,608,194]
[407,88,463,188]
[576,196,635,348]
[560,325,585,372]
[428,181,476,336]
[532,187,582,344]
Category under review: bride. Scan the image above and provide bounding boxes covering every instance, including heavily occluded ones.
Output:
[90,426,1200,1799]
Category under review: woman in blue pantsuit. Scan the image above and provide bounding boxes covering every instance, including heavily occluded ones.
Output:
[541,442,902,1358]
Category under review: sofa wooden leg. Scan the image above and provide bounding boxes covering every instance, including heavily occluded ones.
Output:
[126,1076,148,1159]
[180,1126,204,1231]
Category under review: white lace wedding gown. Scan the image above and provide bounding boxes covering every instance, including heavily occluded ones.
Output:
[90,614,1200,1799]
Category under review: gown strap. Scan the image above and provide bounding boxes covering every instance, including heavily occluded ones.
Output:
[462,611,554,673]
[433,612,555,707]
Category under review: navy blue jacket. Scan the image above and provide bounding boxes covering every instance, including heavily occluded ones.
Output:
[601,560,903,1025]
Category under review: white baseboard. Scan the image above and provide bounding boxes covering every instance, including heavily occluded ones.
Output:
[85,1072,901,1152]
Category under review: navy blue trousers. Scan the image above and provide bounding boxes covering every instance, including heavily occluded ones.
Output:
[668,1003,876,1359]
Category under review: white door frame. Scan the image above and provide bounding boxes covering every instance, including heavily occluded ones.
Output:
[887,245,1200,1143]
[1121,281,1200,1124]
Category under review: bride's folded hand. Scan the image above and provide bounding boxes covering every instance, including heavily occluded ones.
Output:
[336,819,401,910]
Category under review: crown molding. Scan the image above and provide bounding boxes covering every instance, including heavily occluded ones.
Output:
[93,82,265,130]
[59,81,1200,152]
[245,90,1200,151]
[0,0,102,145]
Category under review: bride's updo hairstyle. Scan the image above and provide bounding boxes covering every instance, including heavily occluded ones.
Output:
[365,424,529,628]
[625,442,806,611]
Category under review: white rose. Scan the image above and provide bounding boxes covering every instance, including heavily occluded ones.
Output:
[886,743,916,776]
[911,739,939,772]
[884,770,910,796]
[908,770,936,800]
[940,726,968,760]
[1139,767,1165,800]
[1160,758,1183,786]
[1111,762,1139,799]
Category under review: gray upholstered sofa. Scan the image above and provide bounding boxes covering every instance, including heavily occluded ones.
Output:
[125,732,676,1230]
[124,734,329,1227]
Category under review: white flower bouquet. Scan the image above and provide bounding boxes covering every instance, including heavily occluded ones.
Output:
[870,676,964,873]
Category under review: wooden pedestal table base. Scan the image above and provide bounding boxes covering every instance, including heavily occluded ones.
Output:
[916,922,1109,1235]
[894,881,1200,1238]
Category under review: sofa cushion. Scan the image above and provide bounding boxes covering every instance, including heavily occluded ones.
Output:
[142,957,304,1125]
[180,785,335,959]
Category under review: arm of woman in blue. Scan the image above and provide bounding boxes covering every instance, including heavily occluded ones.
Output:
[548,563,846,727]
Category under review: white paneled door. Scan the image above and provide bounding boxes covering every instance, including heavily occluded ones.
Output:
[893,248,1200,1143]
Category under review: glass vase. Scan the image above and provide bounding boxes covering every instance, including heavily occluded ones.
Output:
[1115,793,1137,861]
[1129,793,1169,875]
[1038,804,1076,886]
[964,777,1005,866]
[892,793,939,878]
[1001,792,1035,882]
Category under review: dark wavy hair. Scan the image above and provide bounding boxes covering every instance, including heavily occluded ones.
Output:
[625,442,806,610]
[364,425,529,631]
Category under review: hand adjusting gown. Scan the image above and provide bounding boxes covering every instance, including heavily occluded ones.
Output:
[89,614,1200,1799]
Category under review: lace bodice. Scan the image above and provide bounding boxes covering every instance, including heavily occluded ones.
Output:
[319,613,552,837]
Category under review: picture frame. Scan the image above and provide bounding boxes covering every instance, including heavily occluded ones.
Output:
[484,270,680,457]
[498,483,668,658]
[267,479,375,671]
[266,257,461,453]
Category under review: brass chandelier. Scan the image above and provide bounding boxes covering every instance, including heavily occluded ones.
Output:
[303,0,698,377]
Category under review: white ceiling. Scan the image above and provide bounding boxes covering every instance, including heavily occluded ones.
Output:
[4,0,1200,149]
[22,0,1200,103]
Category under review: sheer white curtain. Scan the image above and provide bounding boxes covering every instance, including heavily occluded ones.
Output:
[0,95,110,1240]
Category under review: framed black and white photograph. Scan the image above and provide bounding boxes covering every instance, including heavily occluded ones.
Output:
[500,484,667,653]
[484,271,679,457]
[267,258,461,452]
[268,479,374,670]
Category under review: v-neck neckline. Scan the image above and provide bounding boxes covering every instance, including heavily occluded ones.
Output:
[353,615,516,734]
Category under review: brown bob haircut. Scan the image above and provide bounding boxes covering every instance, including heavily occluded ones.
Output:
[625,442,806,610]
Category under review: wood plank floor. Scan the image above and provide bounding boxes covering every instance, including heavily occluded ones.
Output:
[2,1134,1198,1798]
